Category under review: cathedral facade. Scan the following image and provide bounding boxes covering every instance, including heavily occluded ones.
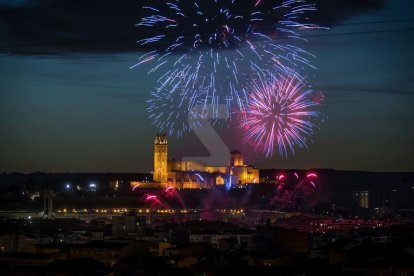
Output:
[153,134,259,189]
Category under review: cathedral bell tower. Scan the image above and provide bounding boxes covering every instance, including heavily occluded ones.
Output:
[153,133,168,183]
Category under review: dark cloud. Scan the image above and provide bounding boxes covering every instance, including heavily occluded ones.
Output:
[310,0,386,26]
[321,85,414,96]
[0,0,385,55]
[0,0,33,7]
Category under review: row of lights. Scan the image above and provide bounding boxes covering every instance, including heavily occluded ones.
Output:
[56,208,246,214]
[57,208,127,213]
[217,209,245,214]
[65,183,97,191]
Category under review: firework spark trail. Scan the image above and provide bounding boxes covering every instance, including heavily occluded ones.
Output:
[239,71,322,157]
[136,0,322,116]
[146,73,212,137]
[271,171,318,210]
[143,194,170,209]
[306,173,318,178]
[163,186,186,209]
[132,183,140,191]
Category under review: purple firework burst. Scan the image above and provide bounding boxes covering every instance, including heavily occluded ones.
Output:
[239,72,323,157]
[134,0,323,112]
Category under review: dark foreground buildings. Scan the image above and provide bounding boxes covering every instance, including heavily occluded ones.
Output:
[1,160,414,274]
[0,209,414,275]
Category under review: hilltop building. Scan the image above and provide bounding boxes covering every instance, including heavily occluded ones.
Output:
[153,134,168,183]
[153,134,259,189]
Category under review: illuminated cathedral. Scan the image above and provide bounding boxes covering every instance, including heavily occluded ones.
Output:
[153,134,259,189]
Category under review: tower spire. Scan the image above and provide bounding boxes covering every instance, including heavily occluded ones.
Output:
[153,133,168,183]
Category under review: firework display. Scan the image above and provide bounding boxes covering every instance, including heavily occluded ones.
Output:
[239,72,322,157]
[137,2,320,113]
[143,194,169,209]
[271,171,319,210]
[146,73,211,137]
[135,0,324,156]
[163,186,186,208]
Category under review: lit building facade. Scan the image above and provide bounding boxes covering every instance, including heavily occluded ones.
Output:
[230,150,244,166]
[153,134,168,183]
[352,191,369,209]
[153,134,259,188]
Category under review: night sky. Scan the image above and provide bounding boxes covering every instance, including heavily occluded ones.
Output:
[0,0,413,173]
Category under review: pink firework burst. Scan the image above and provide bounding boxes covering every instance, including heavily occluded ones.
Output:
[239,73,322,157]
[163,186,186,209]
[143,194,169,209]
